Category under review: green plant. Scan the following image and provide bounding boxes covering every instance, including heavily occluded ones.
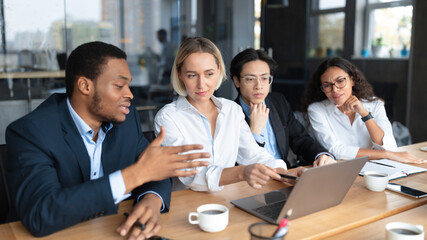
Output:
[372,35,386,47]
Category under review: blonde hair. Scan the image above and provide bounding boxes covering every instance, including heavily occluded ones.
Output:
[171,37,227,96]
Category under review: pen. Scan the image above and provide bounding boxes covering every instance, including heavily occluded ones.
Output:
[279,173,299,181]
[273,217,289,237]
[273,209,293,237]
[369,161,396,168]
[123,212,146,230]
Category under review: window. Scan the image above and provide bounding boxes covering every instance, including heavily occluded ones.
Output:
[308,0,346,57]
[364,0,413,58]
[254,0,262,49]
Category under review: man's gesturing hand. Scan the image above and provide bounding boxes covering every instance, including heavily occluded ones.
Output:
[122,126,210,193]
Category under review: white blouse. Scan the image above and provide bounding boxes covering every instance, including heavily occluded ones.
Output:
[154,96,287,192]
[308,99,397,160]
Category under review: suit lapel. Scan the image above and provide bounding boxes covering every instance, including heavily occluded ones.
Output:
[234,95,251,124]
[101,127,116,175]
[59,99,91,182]
[266,97,287,159]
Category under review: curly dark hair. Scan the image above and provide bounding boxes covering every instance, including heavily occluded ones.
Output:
[301,57,379,115]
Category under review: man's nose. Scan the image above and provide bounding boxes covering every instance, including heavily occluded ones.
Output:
[125,86,134,100]
[254,78,263,89]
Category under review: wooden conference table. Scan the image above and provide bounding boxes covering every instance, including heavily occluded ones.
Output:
[0,142,426,239]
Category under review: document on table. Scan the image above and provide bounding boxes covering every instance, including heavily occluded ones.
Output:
[359,159,427,180]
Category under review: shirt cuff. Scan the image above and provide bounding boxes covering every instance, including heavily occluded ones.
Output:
[315,152,336,161]
[206,166,225,192]
[251,133,265,145]
[372,142,386,150]
[109,170,131,204]
[136,191,166,212]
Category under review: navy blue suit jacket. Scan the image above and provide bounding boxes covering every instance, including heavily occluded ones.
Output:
[5,93,171,237]
[235,92,328,168]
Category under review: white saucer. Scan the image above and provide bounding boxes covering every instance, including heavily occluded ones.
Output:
[420,146,427,152]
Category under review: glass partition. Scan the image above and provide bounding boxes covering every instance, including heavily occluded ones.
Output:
[0,0,249,139]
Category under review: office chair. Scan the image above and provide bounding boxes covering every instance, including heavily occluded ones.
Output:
[0,144,10,223]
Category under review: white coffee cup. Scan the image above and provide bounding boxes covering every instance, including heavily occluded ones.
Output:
[364,171,389,192]
[188,204,229,232]
[386,222,424,240]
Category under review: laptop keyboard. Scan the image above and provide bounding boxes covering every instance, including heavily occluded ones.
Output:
[253,201,286,220]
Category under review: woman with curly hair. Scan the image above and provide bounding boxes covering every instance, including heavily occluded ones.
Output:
[301,57,425,163]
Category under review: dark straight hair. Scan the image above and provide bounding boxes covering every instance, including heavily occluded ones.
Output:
[230,48,278,94]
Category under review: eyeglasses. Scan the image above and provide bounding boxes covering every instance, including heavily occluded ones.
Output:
[240,75,273,86]
[320,76,348,93]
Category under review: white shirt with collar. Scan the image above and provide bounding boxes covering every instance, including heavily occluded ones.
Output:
[154,96,287,192]
[307,98,397,160]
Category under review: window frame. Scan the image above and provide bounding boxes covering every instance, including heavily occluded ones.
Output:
[363,0,413,54]
[309,0,346,57]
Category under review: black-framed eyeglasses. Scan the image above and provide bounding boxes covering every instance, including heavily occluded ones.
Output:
[320,76,348,93]
[240,75,273,86]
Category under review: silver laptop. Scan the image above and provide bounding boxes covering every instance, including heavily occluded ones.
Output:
[231,156,369,224]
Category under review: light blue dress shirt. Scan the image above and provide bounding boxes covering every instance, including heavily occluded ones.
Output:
[66,99,130,204]
[239,97,282,160]
[67,99,165,209]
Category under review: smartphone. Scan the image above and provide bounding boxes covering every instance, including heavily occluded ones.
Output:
[386,183,427,198]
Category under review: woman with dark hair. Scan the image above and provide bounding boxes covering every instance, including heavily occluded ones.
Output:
[302,57,425,163]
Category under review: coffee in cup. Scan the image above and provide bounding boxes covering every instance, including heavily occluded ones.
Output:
[386,222,424,240]
[188,204,229,232]
[364,171,389,192]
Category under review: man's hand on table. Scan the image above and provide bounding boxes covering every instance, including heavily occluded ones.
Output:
[117,193,163,240]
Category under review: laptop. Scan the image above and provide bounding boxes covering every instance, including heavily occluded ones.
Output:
[231,156,369,224]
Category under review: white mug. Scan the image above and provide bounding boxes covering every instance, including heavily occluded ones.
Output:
[364,171,389,192]
[188,204,229,232]
[386,222,424,240]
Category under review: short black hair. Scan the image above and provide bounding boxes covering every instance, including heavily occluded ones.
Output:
[230,48,278,93]
[65,41,127,98]
[157,29,167,37]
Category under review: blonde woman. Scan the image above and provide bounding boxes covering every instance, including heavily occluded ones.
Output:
[154,37,300,192]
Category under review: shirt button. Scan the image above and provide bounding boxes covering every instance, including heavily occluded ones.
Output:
[94,172,97,176]
[89,130,93,134]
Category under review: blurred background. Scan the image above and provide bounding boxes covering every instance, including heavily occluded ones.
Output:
[0,0,425,144]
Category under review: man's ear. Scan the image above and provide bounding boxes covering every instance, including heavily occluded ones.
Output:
[76,77,93,96]
[233,76,240,89]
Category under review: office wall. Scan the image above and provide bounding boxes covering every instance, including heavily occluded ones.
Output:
[409,0,427,143]
[263,0,307,80]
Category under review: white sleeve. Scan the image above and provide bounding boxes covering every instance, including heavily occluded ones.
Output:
[369,100,397,151]
[154,109,225,192]
[236,109,287,170]
[308,103,359,160]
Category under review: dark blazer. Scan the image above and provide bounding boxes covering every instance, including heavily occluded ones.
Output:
[235,92,328,168]
[5,93,171,237]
